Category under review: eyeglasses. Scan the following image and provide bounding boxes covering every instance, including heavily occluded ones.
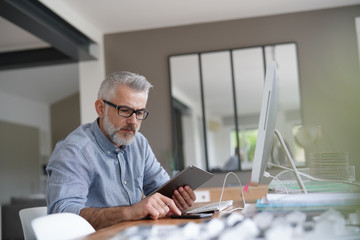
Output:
[103,100,149,120]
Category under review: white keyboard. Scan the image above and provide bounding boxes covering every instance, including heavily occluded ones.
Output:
[186,200,233,214]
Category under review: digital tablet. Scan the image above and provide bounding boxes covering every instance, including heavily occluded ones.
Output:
[149,165,213,198]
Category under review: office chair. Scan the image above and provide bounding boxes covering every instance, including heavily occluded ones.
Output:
[19,206,48,240]
[31,212,95,240]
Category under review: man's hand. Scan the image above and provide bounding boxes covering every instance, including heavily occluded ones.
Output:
[129,193,181,220]
[80,193,181,230]
[80,188,195,230]
[172,185,196,212]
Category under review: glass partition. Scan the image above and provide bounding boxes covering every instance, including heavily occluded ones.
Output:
[201,51,234,171]
[169,43,303,172]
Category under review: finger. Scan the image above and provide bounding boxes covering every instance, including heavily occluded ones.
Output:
[155,193,181,216]
[153,201,168,217]
[180,187,194,208]
[165,198,181,215]
[146,204,160,219]
[179,186,191,202]
[184,185,196,202]
[172,195,184,212]
[173,189,189,210]
[160,203,171,217]
[146,197,167,219]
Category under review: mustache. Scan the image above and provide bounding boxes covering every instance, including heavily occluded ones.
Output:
[118,125,136,132]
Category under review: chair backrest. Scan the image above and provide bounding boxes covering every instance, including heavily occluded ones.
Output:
[19,206,48,240]
[31,212,95,240]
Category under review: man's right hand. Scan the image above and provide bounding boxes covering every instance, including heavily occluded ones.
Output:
[126,193,181,220]
[80,193,181,230]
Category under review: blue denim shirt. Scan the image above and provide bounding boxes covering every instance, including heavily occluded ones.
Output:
[46,119,170,214]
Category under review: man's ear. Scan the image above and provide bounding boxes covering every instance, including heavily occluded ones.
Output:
[95,99,105,118]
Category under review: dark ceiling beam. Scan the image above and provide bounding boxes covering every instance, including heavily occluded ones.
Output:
[0,0,96,64]
[0,48,76,71]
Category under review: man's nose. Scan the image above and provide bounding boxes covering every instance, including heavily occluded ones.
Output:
[127,113,138,124]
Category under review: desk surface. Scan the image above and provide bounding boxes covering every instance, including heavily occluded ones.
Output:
[82,217,207,240]
[80,189,360,240]
[78,185,269,240]
[81,201,245,240]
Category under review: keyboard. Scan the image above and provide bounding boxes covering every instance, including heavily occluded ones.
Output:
[186,200,233,214]
[110,207,360,240]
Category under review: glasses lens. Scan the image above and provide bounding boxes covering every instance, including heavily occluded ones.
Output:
[117,106,148,120]
[136,110,148,120]
[118,107,133,117]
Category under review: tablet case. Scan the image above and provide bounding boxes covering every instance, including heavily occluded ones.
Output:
[150,165,213,198]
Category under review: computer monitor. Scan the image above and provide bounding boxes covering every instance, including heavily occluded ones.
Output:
[250,61,278,186]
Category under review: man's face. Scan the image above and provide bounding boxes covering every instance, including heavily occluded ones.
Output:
[100,84,148,146]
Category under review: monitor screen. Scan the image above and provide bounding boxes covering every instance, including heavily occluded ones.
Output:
[250,61,278,186]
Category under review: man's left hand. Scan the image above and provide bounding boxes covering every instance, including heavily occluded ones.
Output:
[171,185,196,212]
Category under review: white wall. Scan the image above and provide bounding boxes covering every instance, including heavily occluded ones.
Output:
[39,0,106,124]
[79,43,105,123]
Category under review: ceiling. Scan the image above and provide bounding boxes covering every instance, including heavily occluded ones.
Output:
[1,0,360,105]
[40,0,360,34]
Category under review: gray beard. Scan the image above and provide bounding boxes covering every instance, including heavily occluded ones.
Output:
[103,112,139,146]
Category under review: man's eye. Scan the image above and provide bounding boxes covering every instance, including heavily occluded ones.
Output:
[137,111,144,116]
[119,108,132,114]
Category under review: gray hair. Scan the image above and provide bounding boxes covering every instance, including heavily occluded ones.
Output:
[97,71,153,100]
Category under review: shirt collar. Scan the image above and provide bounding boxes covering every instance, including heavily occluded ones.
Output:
[91,118,127,155]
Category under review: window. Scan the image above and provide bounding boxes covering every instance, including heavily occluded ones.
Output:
[170,43,302,172]
[230,128,258,170]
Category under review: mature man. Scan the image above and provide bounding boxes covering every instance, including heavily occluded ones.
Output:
[46,71,195,229]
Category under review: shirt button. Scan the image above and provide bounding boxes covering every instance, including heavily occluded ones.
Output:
[107,151,111,154]
[124,181,127,185]
[116,148,120,152]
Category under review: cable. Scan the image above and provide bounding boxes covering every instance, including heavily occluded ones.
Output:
[274,129,308,193]
[263,171,289,194]
[268,162,360,188]
[218,172,246,212]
